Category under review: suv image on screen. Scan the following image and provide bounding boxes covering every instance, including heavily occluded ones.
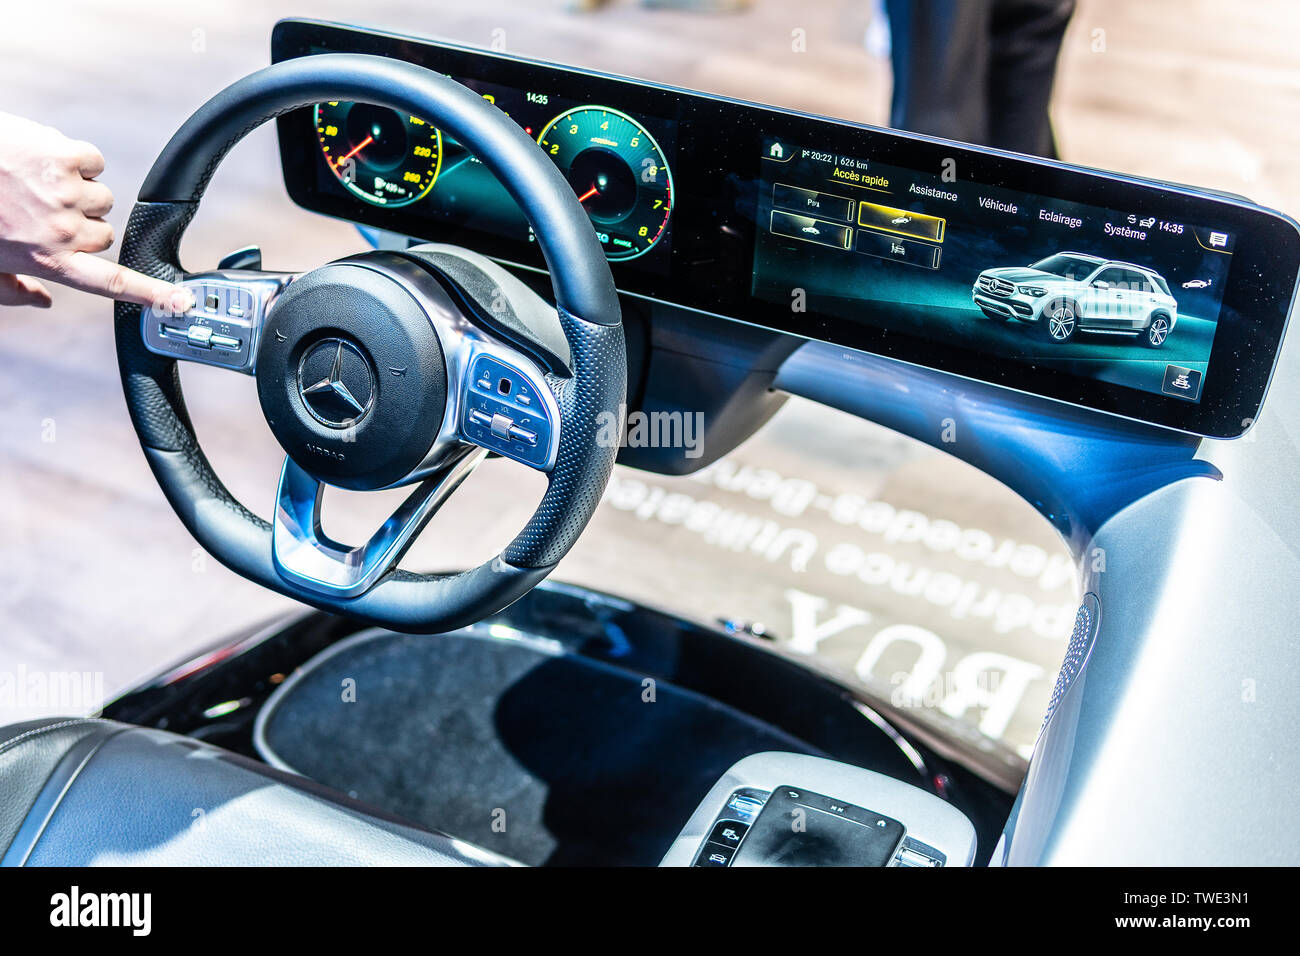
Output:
[972,252,1179,346]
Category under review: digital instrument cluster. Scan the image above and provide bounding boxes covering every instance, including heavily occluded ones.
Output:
[274,20,1300,439]
[310,79,675,264]
[314,101,443,208]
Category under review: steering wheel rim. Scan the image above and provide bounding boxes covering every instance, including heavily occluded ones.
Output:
[114,53,626,633]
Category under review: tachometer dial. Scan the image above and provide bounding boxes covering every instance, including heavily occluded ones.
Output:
[537,106,673,260]
[315,102,442,207]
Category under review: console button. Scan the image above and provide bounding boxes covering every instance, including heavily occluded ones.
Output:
[708,820,748,847]
[726,792,767,822]
[896,845,943,867]
[694,841,736,867]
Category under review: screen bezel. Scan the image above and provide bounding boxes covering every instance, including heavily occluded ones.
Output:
[271,18,1300,439]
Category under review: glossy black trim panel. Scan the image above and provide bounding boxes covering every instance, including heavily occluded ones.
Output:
[102,580,1016,861]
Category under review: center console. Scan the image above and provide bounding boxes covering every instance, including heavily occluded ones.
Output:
[661,752,977,867]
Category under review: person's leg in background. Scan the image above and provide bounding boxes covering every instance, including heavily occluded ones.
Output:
[884,0,995,148]
[883,0,1074,158]
[987,0,1076,157]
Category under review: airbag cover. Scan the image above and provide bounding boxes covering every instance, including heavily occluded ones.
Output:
[256,262,448,490]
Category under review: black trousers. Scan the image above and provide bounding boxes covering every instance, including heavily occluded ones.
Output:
[885,0,1076,158]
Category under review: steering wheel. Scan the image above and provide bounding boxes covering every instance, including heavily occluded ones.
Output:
[114,54,626,633]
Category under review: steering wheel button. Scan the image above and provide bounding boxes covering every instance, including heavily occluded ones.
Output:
[490,413,514,439]
[508,424,537,446]
[186,324,214,348]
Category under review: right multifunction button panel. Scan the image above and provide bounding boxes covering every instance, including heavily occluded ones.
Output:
[461,353,555,470]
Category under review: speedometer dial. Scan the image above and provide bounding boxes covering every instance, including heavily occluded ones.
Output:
[537,106,673,260]
[315,102,442,207]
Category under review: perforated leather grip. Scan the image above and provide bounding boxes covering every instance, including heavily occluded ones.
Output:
[505,309,627,568]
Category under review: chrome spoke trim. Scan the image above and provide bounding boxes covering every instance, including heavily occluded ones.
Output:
[141,269,296,374]
[271,445,487,598]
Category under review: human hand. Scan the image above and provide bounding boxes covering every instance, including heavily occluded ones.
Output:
[0,111,193,311]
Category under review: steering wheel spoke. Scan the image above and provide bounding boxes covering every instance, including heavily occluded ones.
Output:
[141,268,295,374]
[272,445,487,598]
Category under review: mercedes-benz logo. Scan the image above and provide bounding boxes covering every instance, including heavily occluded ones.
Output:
[296,338,375,429]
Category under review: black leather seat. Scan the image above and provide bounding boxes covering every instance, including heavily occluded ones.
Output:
[0,718,514,866]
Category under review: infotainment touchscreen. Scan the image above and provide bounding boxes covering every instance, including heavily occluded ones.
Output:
[273,19,1300,438]
[752,140,1235,404]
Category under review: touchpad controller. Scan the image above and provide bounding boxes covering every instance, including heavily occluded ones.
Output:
[729,786,905,867]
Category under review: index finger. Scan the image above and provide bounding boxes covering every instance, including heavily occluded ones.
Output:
[53,251,193,311]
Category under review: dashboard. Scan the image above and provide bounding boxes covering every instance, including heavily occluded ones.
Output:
[273,19,1300,439]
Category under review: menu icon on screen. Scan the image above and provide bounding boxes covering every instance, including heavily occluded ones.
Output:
[1162,364,1203,401]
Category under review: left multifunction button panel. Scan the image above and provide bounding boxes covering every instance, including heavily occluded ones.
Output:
[141,271,294,373]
